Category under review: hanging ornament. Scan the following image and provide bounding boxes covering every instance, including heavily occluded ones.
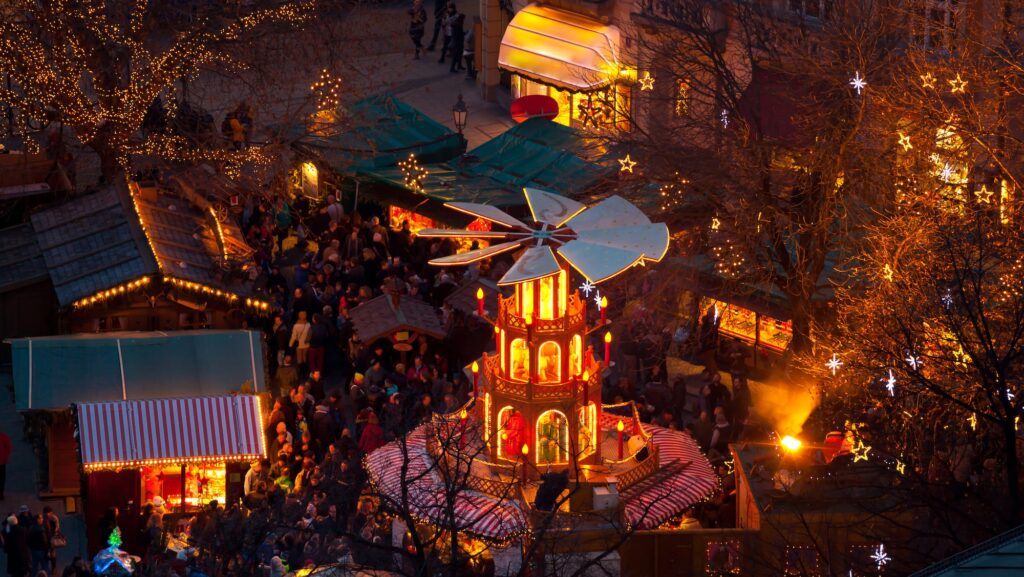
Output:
[618,154,637,174]
[720,109,729,128]
[882,264,894,282]
[897,132,913,151]
[895,460,906,475]
[974,185,994,204]
[638,71,655,91]
[905,353,922,370]
[940,163,954,183]
[968,413,978,430]
[579,280,596,298]
[852,440,872,462]
[948,73,968,93]
[884,369,896,396]
[941,289,954,309]
[871,544,891,569]
[920,72,936,89]
[398,153,428,192]
[826,353,843,375]
[594,290,604,310]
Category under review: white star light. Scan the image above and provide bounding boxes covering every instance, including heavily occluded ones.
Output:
[594,290,603,310]
[720,109,729,128]
[905,353,922,370]
[940,163,954,183]
[871,544,891,569]
[826,353,843,375]
[1006,389,1016,401]
[941,290,954,309]
[579,280,596,297]
[885,369,896,396]
[850,71,867,95]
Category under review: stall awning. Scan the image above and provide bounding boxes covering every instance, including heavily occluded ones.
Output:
[499,3,621,92]
[76,395,265,470]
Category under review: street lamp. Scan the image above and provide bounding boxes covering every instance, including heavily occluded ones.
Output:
[452,94,468,134]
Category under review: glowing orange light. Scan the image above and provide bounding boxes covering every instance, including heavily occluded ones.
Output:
[604,332,612,343]
[460,409,468,420]
[600,296,608,309]
[582,370,590,381]
[616,420,624,432]
[521,443,529,456]
[471,361,479,374]
[781,436,802,451]
[476,288,484,300]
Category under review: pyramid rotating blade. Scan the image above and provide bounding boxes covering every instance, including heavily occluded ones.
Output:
[498,246,561,286]
[428,240,525,266]
[564,195,651,232]
[557,241,644,284]
[445,202,529,230]
[417,228,513,239]
[523,187,586,228]
[576,223,670,262]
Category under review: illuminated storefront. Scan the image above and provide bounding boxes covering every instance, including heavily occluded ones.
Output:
[499,4,634,130]
[700,296,793,354]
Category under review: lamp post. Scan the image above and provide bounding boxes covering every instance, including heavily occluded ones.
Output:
[452,94,468,144]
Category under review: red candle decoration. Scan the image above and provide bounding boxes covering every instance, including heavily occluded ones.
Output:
[471,361,480,398]
[459,409,468,449]
[604,331,612,365]
[476,287,485,316]
[521,443,530,482]
[614,420,622,461]
[600,296,608,325]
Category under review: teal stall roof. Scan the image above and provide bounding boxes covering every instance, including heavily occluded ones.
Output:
[285,94,465,171]
[8,330,265,411]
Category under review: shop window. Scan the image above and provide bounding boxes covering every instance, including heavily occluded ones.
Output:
[517,281,535,319]
[510,338,530,382]
[537,271,565,319]
[569,334,582,376]
[578,402,597,456]
[536,410,569,464]
[497,406,524,459]
[706,541,742,576]
[784,547,821,576]
[500,329,507,375]
[142,463,227,511]
[538,341,561,383]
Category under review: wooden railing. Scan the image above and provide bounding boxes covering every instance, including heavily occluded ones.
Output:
[616,444,660,492]
[497,294,586,334]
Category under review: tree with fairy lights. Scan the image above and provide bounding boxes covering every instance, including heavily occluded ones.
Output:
[0,0,327,179]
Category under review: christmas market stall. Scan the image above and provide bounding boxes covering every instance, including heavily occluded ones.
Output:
[347,291,446,363]
[7,330,267,552]
[74,394,266,552]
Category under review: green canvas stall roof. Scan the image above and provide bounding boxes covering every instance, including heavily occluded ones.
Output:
[7,330,265,411]
[356,118,616,220]
[910,522,1024,577]
[285,94,464,171]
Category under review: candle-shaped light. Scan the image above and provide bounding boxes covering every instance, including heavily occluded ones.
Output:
[600,296,608,325]
[616,419,625,459]
[476,287,485,316]
[604,331,612,365]
[582,370,590,406]
[521,442,530,483]
[471,361,480,399]
[459,408,468,449]
[494,325,500,356]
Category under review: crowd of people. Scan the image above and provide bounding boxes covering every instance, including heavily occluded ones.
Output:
[407,0,476,79]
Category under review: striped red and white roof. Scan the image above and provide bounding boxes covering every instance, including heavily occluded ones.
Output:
[365,426,527,541]
[602,413,720,529]
[76,395,265,468]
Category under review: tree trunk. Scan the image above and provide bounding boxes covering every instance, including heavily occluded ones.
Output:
[89,132,127,184]
[789,297,813,355]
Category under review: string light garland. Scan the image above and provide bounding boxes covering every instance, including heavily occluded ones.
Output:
[72,276,152,309]
[311,68,342,111]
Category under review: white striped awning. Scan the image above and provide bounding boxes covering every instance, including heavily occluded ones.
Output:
[76,395,265,470]
[499,3,622,92]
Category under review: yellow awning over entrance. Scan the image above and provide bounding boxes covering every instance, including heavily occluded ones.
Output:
[498,4,621,92]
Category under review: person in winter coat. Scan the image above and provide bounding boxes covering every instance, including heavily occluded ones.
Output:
[448,9,465,73]
[358,413,385,454]
[307,315,329,374]
[709,410,732,457]
[463,21,476,79]
[4,515,29,577]
[27,514,48,577]
[408,0,427,59]
[290,311,312,368]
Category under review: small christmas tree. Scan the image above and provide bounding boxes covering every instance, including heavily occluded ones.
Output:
[93,526,135,575]
[107,527,123,548]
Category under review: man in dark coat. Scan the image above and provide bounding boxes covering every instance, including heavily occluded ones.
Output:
[4,515,30,577]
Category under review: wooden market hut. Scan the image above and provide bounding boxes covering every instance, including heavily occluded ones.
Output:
[348,292,445,362]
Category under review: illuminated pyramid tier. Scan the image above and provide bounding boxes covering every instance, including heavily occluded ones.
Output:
[418,188,669,472]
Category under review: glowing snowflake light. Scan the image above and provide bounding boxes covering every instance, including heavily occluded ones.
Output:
[826,353,843,375]
[940,163,954,183]
[942,290,954,309]
[871,544,891,569]
[849,71,867,95]
[884,369,896,396]
[905,353,922,370]
[579,280,596,297]
[720,109,729,128]
[594,290,603,310]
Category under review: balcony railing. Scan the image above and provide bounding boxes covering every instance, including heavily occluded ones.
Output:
[490,369,597,402]
[499,293,586,333]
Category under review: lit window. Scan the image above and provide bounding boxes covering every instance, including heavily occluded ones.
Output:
[538,341,561,383]
[578,403,597,456]
[569,334,583,376]
[510,339,530,382]
[497,406,524,459]
[536,410,569,464]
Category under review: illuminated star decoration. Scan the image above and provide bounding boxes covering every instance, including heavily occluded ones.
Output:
[594,290,603,310]
[942,289,954,309]
[849,70,867,95]
[975,185,994,204]
[882,264,894,282]
[579,280,596,298]
[639,71,655,91]
[897,132,913,151]
[852,440,872,462]
[920,72,936,89]
[720,109,729,128]
[969,413,978,430]
[895,460,906,475]
[711,216,721,231]
[398,154,429,192]
[723,459,735,475]
[618,154,637,174]
[871,544,891,569]
[940,163,954,183]
[905,353,922,370]
[826,353,843,376]
[949,73,968,93]
[884,369,896,396]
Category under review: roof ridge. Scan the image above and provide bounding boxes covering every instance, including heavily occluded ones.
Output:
[910,523,1024,577]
